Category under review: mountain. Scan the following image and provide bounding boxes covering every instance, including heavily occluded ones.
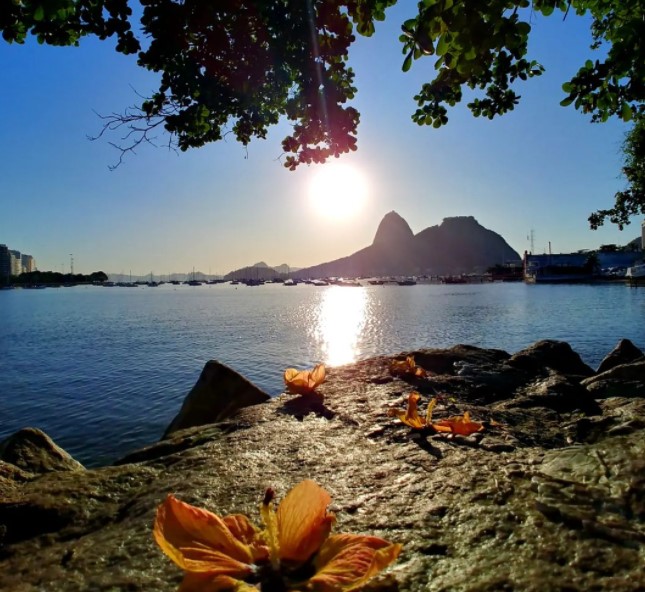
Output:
[273,263,300,274]
[293,213,521,278]
[224,262,301,280]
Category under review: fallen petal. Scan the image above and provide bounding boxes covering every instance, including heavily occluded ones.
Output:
[284,364,326,395]
[433,411,484,436]
[153,495,256,571]
[277,479,335,563]
[179,572,257,592]
[387,392,427,429]
[310,533,402,591]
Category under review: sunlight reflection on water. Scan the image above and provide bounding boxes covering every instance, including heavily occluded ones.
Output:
[315,286,367,366]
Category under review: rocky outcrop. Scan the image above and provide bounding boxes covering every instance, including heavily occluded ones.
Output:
[508,339,595,377]
[0,427,84,473]
[582,360,645,399]
[163,361,270,437]
[596,338,644,373]
[1,340,644,592]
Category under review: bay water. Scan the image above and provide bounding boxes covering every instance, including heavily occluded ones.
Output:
[1,282,643,467]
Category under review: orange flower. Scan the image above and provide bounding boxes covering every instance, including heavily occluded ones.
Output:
[389,356,427,378]
[388,392,484,436]
[432,411,484,436]
[284,364,326,395]
[387,392,432,429]
[154,480,401,591]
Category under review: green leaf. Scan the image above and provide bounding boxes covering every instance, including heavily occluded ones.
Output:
[33,5,44,21]
[402,51,413,72]
[516,22,531,37]
[621,103,633,121]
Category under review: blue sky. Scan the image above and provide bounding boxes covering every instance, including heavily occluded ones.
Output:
[0,5,639,276]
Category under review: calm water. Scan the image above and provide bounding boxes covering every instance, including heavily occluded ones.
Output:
[1,282,643,466]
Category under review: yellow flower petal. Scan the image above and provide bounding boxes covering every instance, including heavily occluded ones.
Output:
[277,479,335,563]
[387,392,427,429]
[179,572,257,592]
[433,411,484,436]
[284,364,326,395]
[425,397,437,426]
[389,356,427,378]
[310,533,402,591]
[223,514,269,563]
[153,495,256,572]
[310,364,326,387]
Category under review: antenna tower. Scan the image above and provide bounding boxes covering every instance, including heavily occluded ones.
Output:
[70,254,74,275]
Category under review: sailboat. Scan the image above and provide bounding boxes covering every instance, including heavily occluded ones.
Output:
[187,267,202,286]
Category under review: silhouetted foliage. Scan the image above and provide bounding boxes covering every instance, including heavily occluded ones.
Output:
[589,115,645,230]
[3,0,643,169]
[2,0,644,226]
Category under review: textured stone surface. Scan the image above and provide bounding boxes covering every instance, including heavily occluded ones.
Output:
[0,427,85,473]
[1,340,644,592]
[508,339,595,377]
[582,360,645,398]
[163,360,270,437]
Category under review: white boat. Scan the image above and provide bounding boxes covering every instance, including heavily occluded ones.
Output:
[626,263,645,279]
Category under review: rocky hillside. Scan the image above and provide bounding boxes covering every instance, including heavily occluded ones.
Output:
[295,212,521,278]
[1,339,644,591]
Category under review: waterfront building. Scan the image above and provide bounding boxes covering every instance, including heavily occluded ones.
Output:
[524,250,641,283]
[21,254,35,273]
[9,250,22,276]
[0,244,10,279]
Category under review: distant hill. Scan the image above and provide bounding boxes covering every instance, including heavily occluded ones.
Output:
[224,262,300,280]
[292,212,521,278]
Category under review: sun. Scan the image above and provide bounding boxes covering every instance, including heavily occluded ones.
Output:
[308,163,368,220]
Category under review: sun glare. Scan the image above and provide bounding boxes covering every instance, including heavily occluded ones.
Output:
[309,163,368,220]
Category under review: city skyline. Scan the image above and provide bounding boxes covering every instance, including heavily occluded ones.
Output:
[1,5,641,275]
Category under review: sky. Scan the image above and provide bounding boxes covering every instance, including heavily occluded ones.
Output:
[0,4,641,276]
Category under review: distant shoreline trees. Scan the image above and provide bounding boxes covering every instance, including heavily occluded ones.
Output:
[9,271,108,286]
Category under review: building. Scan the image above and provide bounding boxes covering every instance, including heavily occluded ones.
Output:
[21,254,35,273]
[9,250,22,276]
[642,219,645,251]
[0,244,10,279]
[524,250,641,283]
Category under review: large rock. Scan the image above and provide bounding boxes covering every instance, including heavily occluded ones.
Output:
[495,372,600,414]
[0,427,84,473]
[582,360,645,398]
[163,360,270,438]
[596,338,644,373]
[508,339,594,377]
[1,341,644,592]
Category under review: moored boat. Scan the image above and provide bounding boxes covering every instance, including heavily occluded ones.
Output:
[626,263,645,279]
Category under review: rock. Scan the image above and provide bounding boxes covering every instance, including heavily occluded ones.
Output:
[535,432,645,547]
[582,360,645,399]
[414,344,511,376]
[0,427,84,473]
[163,360,271,438]
[508,339,594,377]
[496,372,601,414]
[596,338,644,373]
[2,340,644,592]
